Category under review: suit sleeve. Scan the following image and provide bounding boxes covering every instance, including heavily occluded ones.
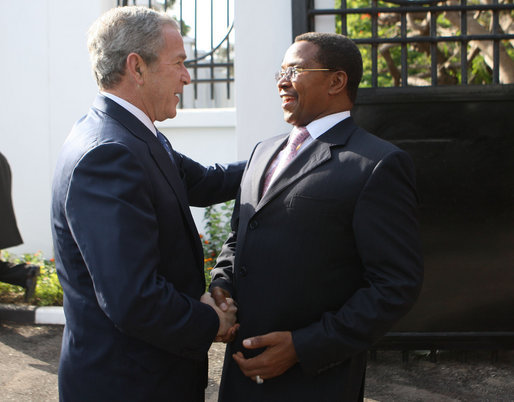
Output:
[208,144,258,296]
[208,191,241,297]
[171,150,245,207]
[66,143,219,360]
[292,150,424,375]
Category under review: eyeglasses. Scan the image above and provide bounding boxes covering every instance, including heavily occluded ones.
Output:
[275,66,336,82]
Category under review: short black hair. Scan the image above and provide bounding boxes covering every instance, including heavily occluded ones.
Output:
[294,32,363,103]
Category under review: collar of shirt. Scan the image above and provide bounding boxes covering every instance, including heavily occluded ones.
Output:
[305,111,351,140]
[100,91,157,137]
[294,111,351,155]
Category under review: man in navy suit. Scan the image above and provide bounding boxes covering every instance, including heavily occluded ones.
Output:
[51,6,242,401]
[210,33,424,401]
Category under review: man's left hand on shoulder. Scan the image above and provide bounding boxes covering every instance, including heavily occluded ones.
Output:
[232,331,298,382]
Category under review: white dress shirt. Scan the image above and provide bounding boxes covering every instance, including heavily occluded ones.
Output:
[301,110,351,154]
[101,91,157,136]
[264,111,351,190]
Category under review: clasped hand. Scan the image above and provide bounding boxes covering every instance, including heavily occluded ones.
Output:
[200,290,239,343]
[209,286,299,382]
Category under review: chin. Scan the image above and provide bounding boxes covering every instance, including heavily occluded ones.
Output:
[167,109,177,119]
[283,112,295,125]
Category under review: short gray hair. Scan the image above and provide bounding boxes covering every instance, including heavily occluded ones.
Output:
[87,6,179,89]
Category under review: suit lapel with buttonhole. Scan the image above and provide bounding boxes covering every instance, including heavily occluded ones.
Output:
[234,118,357,255]
[92,94,203,267]
[248,118,358,213]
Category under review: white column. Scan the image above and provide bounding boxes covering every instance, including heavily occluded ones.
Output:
[234,0,293,159]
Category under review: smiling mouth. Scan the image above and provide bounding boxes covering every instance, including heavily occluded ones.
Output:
[281,95,296,106]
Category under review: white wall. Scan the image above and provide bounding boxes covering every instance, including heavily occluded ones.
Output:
[1,0,114,257]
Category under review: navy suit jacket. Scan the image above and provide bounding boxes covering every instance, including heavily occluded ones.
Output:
[211,117,423,401]
[51,94,244,401]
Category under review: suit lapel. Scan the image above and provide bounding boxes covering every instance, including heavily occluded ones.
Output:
[256,141,331,210]
[146,135,203,261]
[92,95,203,263]
[243,134,288,206]
[255,118,358,211]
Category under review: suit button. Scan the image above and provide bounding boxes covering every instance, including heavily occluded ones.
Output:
[239,266,248,276]
[249,220,259,230]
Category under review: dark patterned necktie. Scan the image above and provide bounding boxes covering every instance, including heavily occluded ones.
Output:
[157,131,175,163]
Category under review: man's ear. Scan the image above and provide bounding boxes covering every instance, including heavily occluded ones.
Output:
[328,70,348,96]
[126,52,146,85]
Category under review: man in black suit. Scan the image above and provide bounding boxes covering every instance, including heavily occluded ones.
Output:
[210,32,424,401]
[51,6,242,401]
[0,152,39,301]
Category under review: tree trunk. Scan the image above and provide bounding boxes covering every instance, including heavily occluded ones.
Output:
[445,0,514,83]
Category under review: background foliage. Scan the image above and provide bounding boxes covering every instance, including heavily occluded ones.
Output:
[201,200,234,288]
[336,0,514,86]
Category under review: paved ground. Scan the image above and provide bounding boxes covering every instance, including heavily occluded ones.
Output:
[1,321,513,401]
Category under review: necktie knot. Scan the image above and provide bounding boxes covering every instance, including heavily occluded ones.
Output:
[288,126,310,152]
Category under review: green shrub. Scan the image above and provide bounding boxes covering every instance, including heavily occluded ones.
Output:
[200,200,235,289]
[0,250,63,306]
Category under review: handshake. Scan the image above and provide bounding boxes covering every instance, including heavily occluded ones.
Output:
[201,287,298,382]
[201,287,239,343]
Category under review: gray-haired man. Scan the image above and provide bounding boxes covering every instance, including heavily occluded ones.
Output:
[51,6,242,401]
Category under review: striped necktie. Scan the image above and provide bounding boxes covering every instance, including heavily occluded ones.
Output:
[261,126,310,196]
[157,131,175,163]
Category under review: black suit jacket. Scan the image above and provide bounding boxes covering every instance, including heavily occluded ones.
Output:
[0,152,23,249]
[51,94,244,401]
[211,117,423,401]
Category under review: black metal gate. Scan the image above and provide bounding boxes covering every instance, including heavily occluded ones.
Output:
[292,0,514,351]
[292,0,514,86]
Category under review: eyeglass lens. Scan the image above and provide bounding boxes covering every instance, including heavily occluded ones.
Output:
[275,67,296,82]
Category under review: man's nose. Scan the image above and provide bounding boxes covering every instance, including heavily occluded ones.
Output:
[183,65,191,85]
[277,76,291,89]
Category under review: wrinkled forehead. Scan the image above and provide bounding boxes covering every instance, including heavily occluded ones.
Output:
[160,24,187,59]
[281,41,320,68]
